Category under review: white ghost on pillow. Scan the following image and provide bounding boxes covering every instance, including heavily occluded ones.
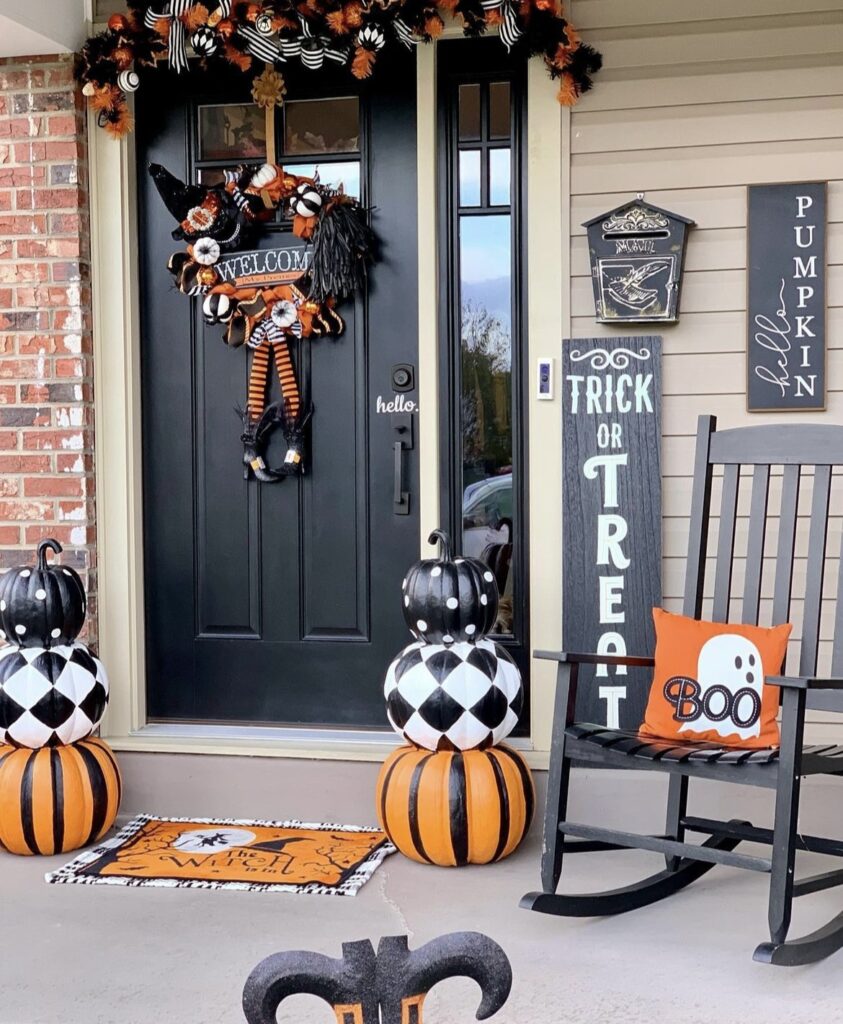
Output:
[679,633,765,742]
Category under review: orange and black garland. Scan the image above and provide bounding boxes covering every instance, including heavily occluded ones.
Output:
[75,0,601,137]
[150,160,372,481]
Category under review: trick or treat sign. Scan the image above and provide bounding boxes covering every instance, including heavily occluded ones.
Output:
[583,197,694,323]
[747,182,827,412]
[562,337,662,730]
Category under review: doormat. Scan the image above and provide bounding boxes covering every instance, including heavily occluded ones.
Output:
[46,814,396,896]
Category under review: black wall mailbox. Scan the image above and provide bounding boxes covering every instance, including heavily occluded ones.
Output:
[583,195,694,323]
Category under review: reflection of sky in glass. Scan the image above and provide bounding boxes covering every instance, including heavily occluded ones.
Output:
[459,150,481,206]
[284,161,360,198]
[489,149,511,206]
[460,215,512,287]
[460,214,512,339]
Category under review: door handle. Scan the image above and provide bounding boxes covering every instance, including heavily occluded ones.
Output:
[392,412,413,516]
[393,441,409,515]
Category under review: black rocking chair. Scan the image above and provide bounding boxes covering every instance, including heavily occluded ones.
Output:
[522,415,843,966]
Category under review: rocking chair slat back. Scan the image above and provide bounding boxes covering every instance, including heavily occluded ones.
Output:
[742,464,770,625]
[801,464,832,678]
[712,463,740,623]
[772,464,800,628]
[686,416,843,714]
[682,416,715,619]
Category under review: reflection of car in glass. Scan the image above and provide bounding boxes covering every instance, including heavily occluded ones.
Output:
[462,473,512,559]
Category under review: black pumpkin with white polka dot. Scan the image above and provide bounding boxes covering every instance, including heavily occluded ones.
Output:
[0,539,86,649]
[402,529,498,644]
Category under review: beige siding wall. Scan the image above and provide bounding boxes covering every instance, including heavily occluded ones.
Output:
[565,0,843,723]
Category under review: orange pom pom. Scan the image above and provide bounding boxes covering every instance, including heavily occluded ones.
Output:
[351,45,376,79]
[183,4,210,31]
[223,42,252,70]
[108,13,130,33]
[343,3,363,29]
[424,13,444,36]
[326,10,347,33]
[556,71,578,106]
[217,17,235,38]
[112,45,134,70]
[104,103,134,138]
[90,85,119,112]
[154,16,171,36]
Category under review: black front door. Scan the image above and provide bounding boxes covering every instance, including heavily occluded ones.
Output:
[136,56,419,729]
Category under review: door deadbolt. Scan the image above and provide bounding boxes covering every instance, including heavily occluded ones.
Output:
[391,363,415,393]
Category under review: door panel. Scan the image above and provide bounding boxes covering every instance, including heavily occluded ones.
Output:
[137,57,419,728]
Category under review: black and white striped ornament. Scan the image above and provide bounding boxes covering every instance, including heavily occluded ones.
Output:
[202,292,235,324]
[255,11,275,35]
[291,182,322,218]
[300,39,325,70]
[358,24,386,50]
[191,26,219,57]
[117,69,140,93]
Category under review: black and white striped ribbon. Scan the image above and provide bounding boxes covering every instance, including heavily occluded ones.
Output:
[216,0,231,16]
[144,1,193,73]
[247,316,302,350]
[238,23,284,64]
[392,18,419,48]
[223,170,251,211]
[499,2,523,50]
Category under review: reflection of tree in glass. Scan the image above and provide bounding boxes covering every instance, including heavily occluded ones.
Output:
[461,301,512,474]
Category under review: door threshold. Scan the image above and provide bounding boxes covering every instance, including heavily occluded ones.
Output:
[102,722,534,763]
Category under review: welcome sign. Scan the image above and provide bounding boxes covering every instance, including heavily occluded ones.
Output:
[747,182,826,412]
[562,337,662,730]
[216,239,311,289]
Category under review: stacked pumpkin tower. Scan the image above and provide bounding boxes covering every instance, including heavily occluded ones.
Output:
[0,541,121,856]
[377,530,534,867]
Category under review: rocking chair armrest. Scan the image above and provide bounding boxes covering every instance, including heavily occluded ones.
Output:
[534,650,656,668]
[769,675,843,691]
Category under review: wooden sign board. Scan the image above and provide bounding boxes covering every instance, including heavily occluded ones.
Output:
[747,182,826,412]
[216,239,311,290]
[562,337,662,731]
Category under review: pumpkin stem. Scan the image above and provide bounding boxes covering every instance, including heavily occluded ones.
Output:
[36,538,63,570]
[427,529,452,561]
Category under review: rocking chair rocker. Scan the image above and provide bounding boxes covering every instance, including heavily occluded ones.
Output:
[522,415,843,965]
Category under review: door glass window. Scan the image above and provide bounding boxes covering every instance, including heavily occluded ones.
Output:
[198,103,266,161]
[283,97,360,154]
[451,78,521,638]
[195,95,362,201]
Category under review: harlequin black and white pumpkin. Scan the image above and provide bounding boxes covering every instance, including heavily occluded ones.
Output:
[0,642,108,748]
[358,24,386,50]
[191,26,218,56]
[385,639,522,751]
[402,529,498,644]
[291,182,323,218]
[0,539,86,649]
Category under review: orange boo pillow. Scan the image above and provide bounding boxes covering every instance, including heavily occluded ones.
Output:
[640,609,792,749]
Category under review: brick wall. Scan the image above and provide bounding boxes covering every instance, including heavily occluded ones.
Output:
[0,54,96,644]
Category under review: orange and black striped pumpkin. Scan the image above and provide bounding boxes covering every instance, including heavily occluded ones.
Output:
[376,744,534,866]
[0,737,121,856]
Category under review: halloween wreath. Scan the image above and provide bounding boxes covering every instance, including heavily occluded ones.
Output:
[76,1,601,137]
[150,159,374,480]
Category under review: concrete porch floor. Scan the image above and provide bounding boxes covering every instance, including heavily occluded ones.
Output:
[4,754,843,1023]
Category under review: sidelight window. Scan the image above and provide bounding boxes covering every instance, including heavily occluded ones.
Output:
[440,44,528,675]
